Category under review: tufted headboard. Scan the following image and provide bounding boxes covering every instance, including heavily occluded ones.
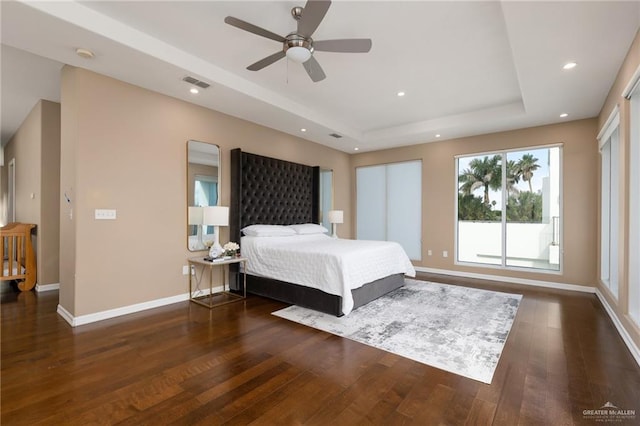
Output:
[229,149,319,248]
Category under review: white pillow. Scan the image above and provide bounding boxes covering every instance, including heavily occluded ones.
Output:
[242,224,296,237]
[288,223,329,235]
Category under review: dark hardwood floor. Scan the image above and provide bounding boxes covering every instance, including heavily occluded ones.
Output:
[2,274,639,425]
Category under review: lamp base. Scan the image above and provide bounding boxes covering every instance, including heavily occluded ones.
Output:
[209,242,224,258]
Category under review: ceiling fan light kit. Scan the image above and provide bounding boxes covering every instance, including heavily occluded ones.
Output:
[286,46,312,63]
[285,34,313,63]
[225,0,371,82]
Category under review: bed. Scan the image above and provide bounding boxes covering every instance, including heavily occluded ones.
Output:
[1,223,37,292]
[228,149,415,316]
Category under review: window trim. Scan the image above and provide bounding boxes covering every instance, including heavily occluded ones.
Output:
[597,105,620,149]
[625,66,640,325]
[598,108,621,300]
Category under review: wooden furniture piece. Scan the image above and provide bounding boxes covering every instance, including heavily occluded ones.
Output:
[188,256,247,308]
[1,223,37,292]
[229,148,405,316]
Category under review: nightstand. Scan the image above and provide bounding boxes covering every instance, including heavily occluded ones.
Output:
[188,256,247,308]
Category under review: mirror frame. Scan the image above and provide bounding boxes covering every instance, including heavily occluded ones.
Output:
[186,140,220,251]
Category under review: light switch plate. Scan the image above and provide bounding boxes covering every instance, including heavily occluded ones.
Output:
[95,209,117,220]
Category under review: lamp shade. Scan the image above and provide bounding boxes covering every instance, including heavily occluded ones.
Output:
[327,210,344,224]
[188,206,203,225]
[202,206,229,226]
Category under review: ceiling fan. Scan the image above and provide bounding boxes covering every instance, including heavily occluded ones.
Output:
[224,0,372,82]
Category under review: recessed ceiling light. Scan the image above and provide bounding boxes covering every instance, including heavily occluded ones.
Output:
[301,128,307,132]
[75,48,95,59]
[397,91,406,97]
[435,134,441,138]
[560,113,568,118]
[190,87,199,94]
[563,62,577,70]
[354,147,359,151]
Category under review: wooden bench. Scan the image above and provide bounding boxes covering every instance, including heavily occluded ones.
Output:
[1,223,36,291]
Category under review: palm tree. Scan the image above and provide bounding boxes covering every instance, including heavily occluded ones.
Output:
[458,155,501,205]
[506,159,521,198]
[516,154,540,192]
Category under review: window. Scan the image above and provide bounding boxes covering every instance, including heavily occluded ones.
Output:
[356,160,422,260]
[194,174,217,234]
[456,146,562,271]
[319,169,333,232]
[598,109,620,299]
[626,73,640,324]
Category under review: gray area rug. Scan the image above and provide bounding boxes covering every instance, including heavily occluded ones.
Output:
[272,279,522,383]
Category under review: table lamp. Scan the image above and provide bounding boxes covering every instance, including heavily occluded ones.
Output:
[203,206,229,258]
[328,210,343,238]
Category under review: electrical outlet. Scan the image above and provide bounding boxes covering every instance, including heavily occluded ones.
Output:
[427,250,433,256]
[442,251,448,258]
[182,265,190,275]
[95,209,117,220]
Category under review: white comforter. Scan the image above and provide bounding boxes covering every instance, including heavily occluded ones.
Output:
[241,234,416,315]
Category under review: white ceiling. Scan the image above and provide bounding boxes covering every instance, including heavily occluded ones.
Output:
[1,1,639,152]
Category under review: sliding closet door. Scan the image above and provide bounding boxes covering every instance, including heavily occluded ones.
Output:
[356,165,386,241]
[357,161,422,260]
[387,161,422,259]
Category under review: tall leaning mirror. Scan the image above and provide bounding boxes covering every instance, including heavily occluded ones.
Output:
[187,140,220,251]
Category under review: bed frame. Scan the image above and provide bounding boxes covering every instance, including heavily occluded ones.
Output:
[229,148,404,316]
[1,223,37,292]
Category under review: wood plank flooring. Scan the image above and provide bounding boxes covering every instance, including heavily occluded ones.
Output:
[2,273,639,425]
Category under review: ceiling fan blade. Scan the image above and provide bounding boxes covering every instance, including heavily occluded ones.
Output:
[224,16,285,42]
[314,39,372,53]
[302,56,326,82]
[247,51,286,71]
[297,0,331,37]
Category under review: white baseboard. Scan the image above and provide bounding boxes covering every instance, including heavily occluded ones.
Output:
[595,289,640,368]
[36,282,60,292]
[414,267,639,368]
[56,304,75,325]
[56,285,224,327]
[415,267,596,294]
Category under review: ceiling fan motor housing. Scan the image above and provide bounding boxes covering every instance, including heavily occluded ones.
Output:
[284,33,314,63]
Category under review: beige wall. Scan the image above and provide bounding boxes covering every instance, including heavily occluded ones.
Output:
[1,99,60,286]
[352,118,599,288]
[60,67,351,317]
[40,101,61,285]
[59,67,79,311]
[597,29,640,349]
